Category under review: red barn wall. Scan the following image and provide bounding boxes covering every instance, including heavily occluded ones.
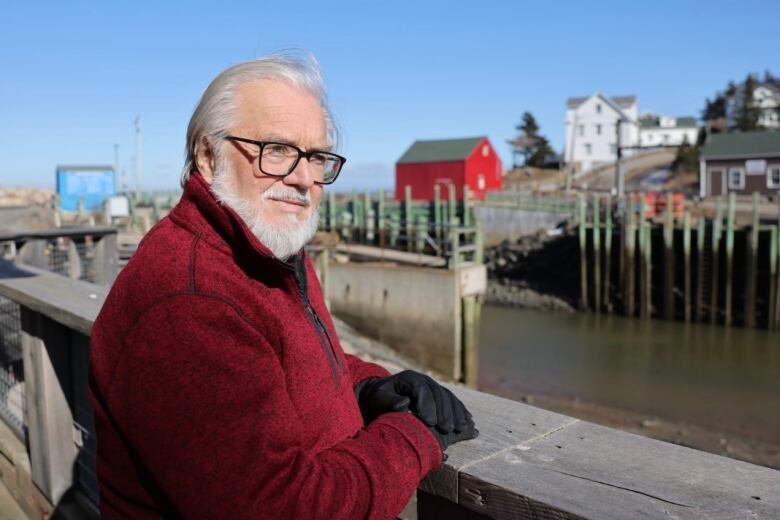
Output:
[395,161,465,201]
[464,138,503,200]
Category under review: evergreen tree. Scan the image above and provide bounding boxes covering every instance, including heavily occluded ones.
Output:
[510,112,556,168]
[735,74,761,131]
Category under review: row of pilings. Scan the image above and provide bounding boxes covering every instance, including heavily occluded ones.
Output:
[579,192,780,330]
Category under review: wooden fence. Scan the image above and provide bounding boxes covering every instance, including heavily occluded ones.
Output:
[578,192,780,330]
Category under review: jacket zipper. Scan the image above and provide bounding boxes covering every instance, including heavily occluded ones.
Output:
[291,258,344,383]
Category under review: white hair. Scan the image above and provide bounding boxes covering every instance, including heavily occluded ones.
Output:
[181,50,338,186]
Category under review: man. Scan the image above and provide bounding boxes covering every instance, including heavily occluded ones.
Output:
[89,52,477,519]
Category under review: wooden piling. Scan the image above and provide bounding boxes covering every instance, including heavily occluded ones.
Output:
[433,185,442,246]
[769,225,778,331]
[711,197,723,324]
[377,190,386,249]
[604,194,613,313]
[463,186,471,227]
[593,194,601,313]
[448,184,457,224]
[663,194,675,320]
[578,195,588,310]
[745,192,760,328]
[725,192,736,327]
[683,211,691,323]
[624,198,636,317]
[405,185,413,252]
[462,295,479,387]
[695,218,705,322]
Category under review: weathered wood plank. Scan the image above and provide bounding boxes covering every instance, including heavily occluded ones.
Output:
[458,420,780,520]
[0,261,105,336]
[419,385,576,503]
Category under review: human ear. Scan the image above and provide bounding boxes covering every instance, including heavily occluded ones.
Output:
[195,136,217,184]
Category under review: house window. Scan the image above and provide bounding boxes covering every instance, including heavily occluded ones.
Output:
[596,104,602,114]
[596,124,602,135]
[578,125,584,137]
[728,167,745,190]
[610,144,617,155]
[768,165,780,188]
[482,144,490,157]
[478,175,486,190]
[585,143,592,155]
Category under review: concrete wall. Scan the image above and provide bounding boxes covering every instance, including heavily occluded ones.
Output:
[474,206,568,246]
[327,262,462,380]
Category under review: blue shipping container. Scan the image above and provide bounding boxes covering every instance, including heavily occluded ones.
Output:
[56,166,115,212]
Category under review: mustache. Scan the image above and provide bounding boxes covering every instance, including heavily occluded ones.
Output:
[262,187,311,207]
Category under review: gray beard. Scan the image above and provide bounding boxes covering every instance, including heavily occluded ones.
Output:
[210,162,319,261]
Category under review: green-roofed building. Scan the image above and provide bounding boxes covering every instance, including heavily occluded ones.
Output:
[638,114,699,148]
[395,137,502,201]
[699,131,780,197]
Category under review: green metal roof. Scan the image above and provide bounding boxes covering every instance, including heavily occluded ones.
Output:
[700,131,780,159]
[397,137,485,164]
[676,117,697,128]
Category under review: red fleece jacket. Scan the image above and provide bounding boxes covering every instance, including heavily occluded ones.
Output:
[89,173,442,519]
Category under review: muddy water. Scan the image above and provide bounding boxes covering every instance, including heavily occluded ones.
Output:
[478,304,780,446]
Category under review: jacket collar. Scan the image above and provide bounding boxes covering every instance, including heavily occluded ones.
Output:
[171,172,303,271]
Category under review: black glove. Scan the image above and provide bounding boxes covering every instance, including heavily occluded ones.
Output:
[354,370,478,451]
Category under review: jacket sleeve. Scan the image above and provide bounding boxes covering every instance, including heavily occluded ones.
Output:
[344,353,391,387]
[108,294,441,520]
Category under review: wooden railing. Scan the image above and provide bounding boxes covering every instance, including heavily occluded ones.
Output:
[0,262,779,518]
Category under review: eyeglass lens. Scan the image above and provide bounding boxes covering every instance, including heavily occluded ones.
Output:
[261,143,341,183]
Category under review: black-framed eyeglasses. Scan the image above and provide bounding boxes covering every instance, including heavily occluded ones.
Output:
[225,136,345,185]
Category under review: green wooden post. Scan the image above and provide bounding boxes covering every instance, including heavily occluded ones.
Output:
[405,185,413,252]
[725,192,736,327]
[745,192,760,328]
[578,195,588,310]
[645,217,653,319]
[377,190,386,249]
[474,226,484,265]
[711,197,723,324]
[450,219,460,270]
[769,226,778,331]
[663,193,675,320]
[389,213,399,247]
[463,185,471,227]
[604,194,613,313]
[625,196,636,317]
[433,184,442,246]
[696,218,706,322]
[683,211,692,323]
[448,184,457,224]
[776,220,780,330]
[593,194,601,313]
[328,191,336,232]
[462,295,479,387]
[416,214,427,254]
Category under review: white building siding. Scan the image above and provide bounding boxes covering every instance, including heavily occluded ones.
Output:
[640,127,698,147]
[565,93,638,172]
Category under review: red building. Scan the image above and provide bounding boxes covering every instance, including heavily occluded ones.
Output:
[395,136,503,201]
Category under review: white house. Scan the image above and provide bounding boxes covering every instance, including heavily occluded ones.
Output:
[726,81,780,130]
[639,114,699,147]
[564,93,638,173]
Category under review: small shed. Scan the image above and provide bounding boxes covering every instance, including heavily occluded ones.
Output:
[395,137,502,201]
[699,132,780,197]
[56,165,116,212]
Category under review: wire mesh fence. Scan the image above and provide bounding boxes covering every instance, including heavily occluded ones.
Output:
[0,295,25,439]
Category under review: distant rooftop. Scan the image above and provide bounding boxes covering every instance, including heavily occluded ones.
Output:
[700,131,780,159]
[639,116,698,129]
[566,94,636,109]
[397,137,485,164]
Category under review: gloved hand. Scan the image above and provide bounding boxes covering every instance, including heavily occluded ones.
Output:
[354,370,478,451]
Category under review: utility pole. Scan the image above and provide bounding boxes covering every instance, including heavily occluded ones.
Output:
[613,118,624,197]
[134,116,142,193]
[113,143,121,192]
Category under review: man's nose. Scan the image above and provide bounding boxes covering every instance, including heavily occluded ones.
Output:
[283,156,316,189]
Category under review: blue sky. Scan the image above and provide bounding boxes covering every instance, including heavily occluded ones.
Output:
[1,1,777,192]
